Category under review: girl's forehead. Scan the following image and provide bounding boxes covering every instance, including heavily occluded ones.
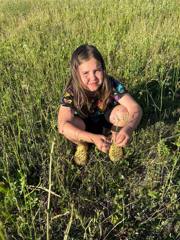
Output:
[78,57,101,70]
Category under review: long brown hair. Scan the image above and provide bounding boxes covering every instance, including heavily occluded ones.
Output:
[65,44,112,116]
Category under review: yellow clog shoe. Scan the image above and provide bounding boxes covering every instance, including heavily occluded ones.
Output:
[109,143,123,162]
[74,143,88,166]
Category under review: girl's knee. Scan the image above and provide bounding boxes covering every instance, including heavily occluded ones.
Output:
[109,105,129,127]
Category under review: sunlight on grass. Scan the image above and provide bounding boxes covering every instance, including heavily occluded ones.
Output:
[0,0,180,239]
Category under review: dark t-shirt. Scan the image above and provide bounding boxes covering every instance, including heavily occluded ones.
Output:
[60,77,127,121]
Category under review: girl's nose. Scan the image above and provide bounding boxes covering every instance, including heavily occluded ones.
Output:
[89,72,96,81]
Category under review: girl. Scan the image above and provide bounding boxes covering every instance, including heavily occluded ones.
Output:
[58,44,142,166]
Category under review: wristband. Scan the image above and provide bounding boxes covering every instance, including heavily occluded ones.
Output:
[111,125,121,132]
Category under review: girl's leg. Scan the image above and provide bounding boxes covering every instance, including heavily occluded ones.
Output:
[109,105,129,127]
[62,117,88,166]
[108,105,129,162]
[62,117,86,144]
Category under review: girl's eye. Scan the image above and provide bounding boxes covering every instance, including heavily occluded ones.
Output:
[96,69,102,73]
[97,67,102,71]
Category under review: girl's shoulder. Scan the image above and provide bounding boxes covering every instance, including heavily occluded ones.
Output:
[63,85,74,97]
[108,76,127,94]
[60,85,74,107]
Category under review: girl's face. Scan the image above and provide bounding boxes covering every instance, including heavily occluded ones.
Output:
[78,57,104,92]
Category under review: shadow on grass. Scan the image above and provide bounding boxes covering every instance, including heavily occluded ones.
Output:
[132,67,180,127]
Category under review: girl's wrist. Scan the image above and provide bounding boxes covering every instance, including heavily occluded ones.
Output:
[76,130,96,144]
[111,125,121,132]
[124,125,134,132]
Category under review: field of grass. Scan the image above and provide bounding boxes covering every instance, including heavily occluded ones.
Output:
[0,0,180,239]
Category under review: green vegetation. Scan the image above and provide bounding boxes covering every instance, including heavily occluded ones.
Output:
[0,0,179,239]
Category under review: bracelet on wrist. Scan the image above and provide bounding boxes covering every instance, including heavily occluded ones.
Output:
[111,125,121,132]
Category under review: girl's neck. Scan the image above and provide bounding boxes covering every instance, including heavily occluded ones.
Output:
[84,88,100,99]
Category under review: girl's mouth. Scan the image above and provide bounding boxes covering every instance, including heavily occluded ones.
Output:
[89,81,98,85]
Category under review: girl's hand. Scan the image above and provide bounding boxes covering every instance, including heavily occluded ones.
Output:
[112,126,133,147]
[92,134,111,153]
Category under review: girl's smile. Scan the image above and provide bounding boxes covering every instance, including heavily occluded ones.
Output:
[78,57,104,92]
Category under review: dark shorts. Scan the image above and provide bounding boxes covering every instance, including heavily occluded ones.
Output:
[84,114,112,136]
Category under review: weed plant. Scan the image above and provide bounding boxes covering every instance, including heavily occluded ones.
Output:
[0,0,180,239]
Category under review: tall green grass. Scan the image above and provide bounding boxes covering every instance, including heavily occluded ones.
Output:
[0,0,180,239]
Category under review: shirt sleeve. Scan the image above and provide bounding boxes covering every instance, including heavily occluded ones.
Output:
[111,78,127,102]
[60,90,74,108]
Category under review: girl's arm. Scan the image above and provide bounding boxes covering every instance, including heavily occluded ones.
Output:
[118,93,143,131]
[113,93,142,147]
[58,105,93,143]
